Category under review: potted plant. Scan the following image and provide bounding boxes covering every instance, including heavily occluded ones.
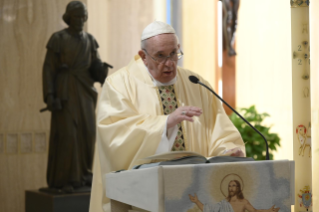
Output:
[229,105,281,160]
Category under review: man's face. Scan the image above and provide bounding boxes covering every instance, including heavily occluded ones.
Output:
[140,34,179,83]
[228,181,238,197]
[69,7,87,32]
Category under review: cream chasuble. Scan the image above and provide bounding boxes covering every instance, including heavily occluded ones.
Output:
[89,55,245,212]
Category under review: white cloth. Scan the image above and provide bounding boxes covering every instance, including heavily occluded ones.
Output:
[141,21,175,41]
[156,114,178,154]
[204,200,234,212]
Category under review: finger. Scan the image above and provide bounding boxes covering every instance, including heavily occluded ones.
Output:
[186,111,202,117]
[187,107,202,114]
[179,106,202,113]
[190,107,202,112]
[181,116,194,122]
[182,110,202,117]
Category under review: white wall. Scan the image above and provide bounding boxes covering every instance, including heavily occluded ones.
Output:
[182,0,218,89]
[236,1,293,160]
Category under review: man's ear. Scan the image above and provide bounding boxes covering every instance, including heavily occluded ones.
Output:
[138,50,147,65]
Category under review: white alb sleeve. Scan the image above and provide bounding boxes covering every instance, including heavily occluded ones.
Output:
[155,115,178,154]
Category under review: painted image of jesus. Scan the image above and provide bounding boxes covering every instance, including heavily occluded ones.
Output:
[189,177,280,212]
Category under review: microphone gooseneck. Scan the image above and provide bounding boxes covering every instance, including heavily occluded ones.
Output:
[189,75,270,160]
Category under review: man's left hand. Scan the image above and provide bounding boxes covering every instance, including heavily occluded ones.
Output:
[230,149,245,157]
[223,147,245,157]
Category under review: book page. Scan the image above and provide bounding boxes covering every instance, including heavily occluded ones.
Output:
[142,151,204,161]
[139,147,243,162]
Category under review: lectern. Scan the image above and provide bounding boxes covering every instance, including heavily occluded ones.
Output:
[106,160,295,212]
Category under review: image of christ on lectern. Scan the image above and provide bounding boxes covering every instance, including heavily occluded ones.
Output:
[162,161,292,212]
[188,174,280,212]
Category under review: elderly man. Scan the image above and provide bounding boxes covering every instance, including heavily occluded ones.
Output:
[89,21,245,212]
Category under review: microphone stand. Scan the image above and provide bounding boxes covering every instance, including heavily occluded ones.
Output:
[196,80,270,160]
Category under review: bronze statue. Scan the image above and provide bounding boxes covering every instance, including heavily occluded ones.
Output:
[222,0,240,56]
[41,1,111,193]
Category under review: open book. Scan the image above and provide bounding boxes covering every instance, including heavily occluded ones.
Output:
[132,148,254,170]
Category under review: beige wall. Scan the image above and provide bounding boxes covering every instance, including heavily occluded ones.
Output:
[88,0,154,76]
[88,0,154,93]
[182,0,217,89]
[0,0,154,211]
[236,0,293,161]
[0,1,80,211]
[310,1,319,210]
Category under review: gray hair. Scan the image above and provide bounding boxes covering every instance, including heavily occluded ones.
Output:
[141,34,180,50]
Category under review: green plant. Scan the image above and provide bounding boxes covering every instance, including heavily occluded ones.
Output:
[229,105,280,160]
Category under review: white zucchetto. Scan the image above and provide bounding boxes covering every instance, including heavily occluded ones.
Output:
[141,21,176,41]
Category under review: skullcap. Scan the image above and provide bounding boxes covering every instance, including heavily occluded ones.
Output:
[141,21,175,41]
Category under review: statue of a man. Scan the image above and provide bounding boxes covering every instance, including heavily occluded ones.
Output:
[42,1,109,193]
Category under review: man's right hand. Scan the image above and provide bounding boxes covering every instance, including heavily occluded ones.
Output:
[167,106,202,129]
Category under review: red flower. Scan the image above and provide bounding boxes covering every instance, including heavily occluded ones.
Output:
[166,89,169,93]
[168,97,171,101]
[176,144,180,147]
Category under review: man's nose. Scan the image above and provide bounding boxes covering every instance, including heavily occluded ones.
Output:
[164,57,174,67]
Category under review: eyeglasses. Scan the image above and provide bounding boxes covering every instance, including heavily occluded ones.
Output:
[143,48,184,64]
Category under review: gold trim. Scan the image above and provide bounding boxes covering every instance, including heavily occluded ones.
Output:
[19,132,33,154]
[173,84,189,151]
[34,131,48,153]
[290,0,309,8]
[0,131,48,154]
[5,133,19,154]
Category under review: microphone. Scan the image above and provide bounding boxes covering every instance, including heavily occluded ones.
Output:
[189,75,270,160]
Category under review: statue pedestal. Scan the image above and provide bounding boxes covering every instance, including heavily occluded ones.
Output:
[25,190,90,212]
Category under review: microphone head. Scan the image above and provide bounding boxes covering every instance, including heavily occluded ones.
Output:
[189,75,199,84]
